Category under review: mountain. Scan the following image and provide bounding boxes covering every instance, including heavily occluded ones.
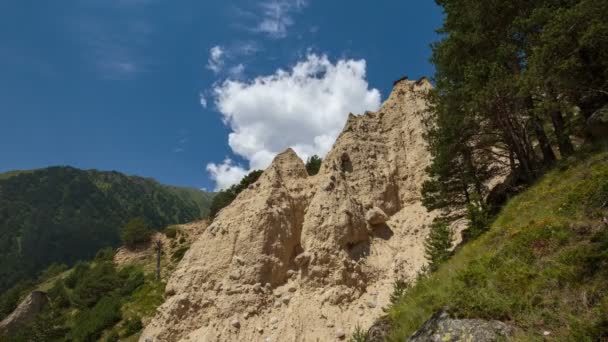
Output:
[141,78,436,341]
[0,166,213,293]
[165,186,215,218]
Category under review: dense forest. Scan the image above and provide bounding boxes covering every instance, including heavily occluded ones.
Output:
[0,166,212,293]
[422,0,607,221]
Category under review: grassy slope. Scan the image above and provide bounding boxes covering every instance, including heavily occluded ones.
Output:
[388,151,608,341]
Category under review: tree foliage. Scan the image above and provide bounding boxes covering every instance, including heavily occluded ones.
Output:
[423,0,608,218]
[305,155,322,176]
[208,170,264,219]
[121,218,153,249]
[424,220,453,272]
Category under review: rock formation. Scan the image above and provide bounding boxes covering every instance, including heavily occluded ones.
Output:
[141,78,437,341]
[408,309,512,342]
[0,291,48,336]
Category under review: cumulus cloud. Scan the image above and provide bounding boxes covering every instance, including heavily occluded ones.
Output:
[255,0,308,38]
[206,54,381,190]
[207,46,225,73]
[206,159,249,191]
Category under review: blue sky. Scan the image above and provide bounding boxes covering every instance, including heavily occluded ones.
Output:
[0,1,443,191]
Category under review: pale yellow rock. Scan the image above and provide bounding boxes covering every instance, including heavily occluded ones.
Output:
[140,78,441,342]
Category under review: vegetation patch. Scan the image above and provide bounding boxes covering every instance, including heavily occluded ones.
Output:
[387,152,608,341]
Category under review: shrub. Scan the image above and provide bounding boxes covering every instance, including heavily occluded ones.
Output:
[118,266,145,296]
[123,316,143,337]
[208,170,263,219]
[305,155,322,176]
[65,262,90,289]
[72,262,119,308]
[462,200,491,241]
[104,331,119,342]
[121,218,153,249]
[11,307,68,342]
[350,325,369,342]
[0,281,32,320]
[95,247,116,262]
[172,246,189,262]
[70,296,122,342]
[165,226,178,239]
[424,220,453,271]
[38,263,68,282]
[48,280,70,308]
[388,279,410,307]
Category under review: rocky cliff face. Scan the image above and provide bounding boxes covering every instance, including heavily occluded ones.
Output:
[141,78,436,342]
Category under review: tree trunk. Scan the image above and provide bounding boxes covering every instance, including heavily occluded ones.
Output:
[550,110,575,157]
[531,114,556,165]
[155,240,162,281]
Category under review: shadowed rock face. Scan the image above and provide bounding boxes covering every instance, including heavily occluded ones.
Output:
[0,291,49,336]
[141,78,439,342]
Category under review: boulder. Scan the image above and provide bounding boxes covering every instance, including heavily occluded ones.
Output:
[409,309,512,342]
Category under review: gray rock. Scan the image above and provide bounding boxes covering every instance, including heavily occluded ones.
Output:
[409,309,512,342]
[231,319,240,329]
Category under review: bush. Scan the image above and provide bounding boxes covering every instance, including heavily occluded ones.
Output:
[70,296,122,342]
[11,307,68,342]
[118,266,145,296]
[48,280,70,308]
[123,316,143,337]
[208,170,263,219]
[165,226,178,239]
[305,155,322,176]
[463,201,491,241]
[95,247,116,262]
[65,262,90,289]
[0,281,32,320]
[72,262,120,308]
[104,331,120,342]
[350,325,369,342]
[424,220,453,271]
[172,246,189,262]
[38,263,68,282]
[121,218,153,249]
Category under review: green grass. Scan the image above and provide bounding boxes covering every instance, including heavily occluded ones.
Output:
[387,151,608,341]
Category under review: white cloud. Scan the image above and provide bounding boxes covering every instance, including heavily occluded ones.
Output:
[200,94,208,108]
[255,0,308,38]
[206,159,249,191]
[207,53,381,190]
[207,46,225,73]
[228,64,245,79]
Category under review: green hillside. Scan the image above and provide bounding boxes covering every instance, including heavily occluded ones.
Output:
[166,186,215,218]
[0,166,212,293]
[387,151,608,340]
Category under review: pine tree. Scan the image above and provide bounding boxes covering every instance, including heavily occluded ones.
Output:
[424,220,453,271]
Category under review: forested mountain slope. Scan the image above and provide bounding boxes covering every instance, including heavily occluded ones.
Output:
[0,166,212,293]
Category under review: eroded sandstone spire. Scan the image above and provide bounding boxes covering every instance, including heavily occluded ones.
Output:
[141,78,436,342]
